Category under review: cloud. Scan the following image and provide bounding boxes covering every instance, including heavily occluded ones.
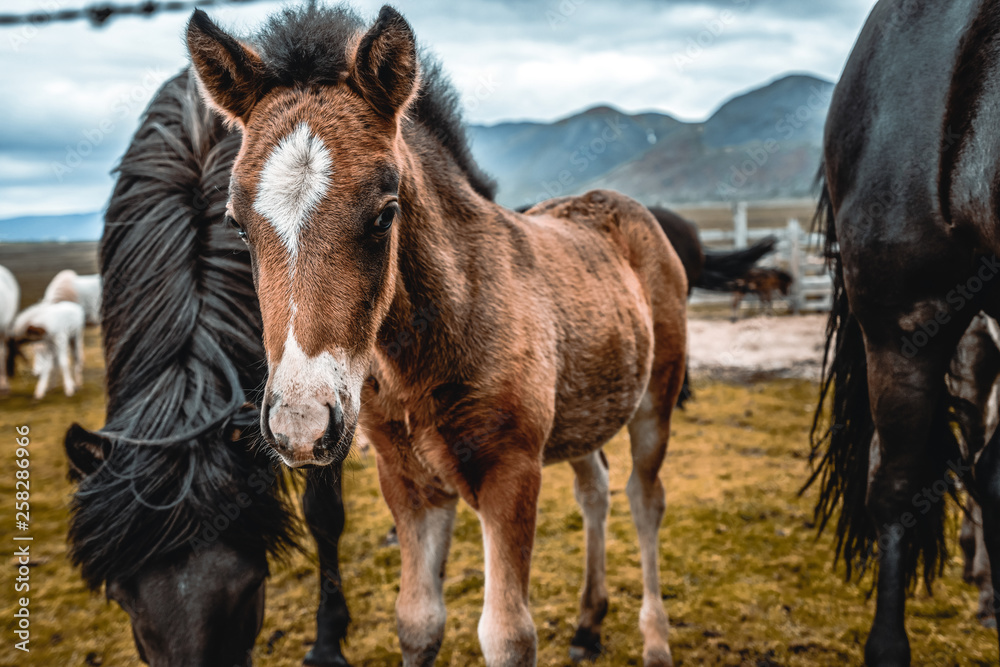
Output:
[0,0,876,217]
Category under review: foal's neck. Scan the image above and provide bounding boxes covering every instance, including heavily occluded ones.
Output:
[377,122,499,380]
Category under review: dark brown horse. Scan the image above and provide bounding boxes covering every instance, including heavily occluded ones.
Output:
[187,4,688,665]
[646,207,776,296]
[810,0,1000,663]
[728,267,793,321]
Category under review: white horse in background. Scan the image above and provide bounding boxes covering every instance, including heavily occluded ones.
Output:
[43,269,101,325]
[11,301,85,399]
[0,265,19,394]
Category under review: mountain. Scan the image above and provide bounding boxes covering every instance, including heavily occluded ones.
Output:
[3,74,832,240]
[0,212,103,243]
[468,73,834,208]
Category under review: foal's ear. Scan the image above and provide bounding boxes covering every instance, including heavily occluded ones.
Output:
[64,423,112,481]
[186,9,268,126]
[351,6,419,120]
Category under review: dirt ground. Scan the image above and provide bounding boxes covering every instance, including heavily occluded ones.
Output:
[687,314,827,382]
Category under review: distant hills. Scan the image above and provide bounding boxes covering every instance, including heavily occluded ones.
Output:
[1,73,832,242]
[468,73,834,208]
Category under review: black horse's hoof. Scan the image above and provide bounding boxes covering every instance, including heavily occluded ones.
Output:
[979,614,997,629]
[863,634,910,667]
[569,626,602,662]
[303,646,351,667]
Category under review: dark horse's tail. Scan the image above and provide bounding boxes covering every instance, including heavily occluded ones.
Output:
[806,172,959,588]
[695,236,777,291]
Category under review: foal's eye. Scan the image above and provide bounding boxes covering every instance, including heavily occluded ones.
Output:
[225,214,247,241]
[373,203,398,236]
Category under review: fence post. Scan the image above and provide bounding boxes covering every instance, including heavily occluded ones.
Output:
[788,218,802,314]
[733,201,748,249]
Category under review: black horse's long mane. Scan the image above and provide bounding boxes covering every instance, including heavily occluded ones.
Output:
[251,4,496,200]
[68,70,297,589]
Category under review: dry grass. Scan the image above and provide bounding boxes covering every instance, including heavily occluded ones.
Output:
[0,327,997,667]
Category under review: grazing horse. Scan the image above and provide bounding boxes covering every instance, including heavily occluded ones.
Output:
[0,264,19,394]
[63,70,352,667]
[10,300,85,399]
[187,4,688,665]
[43,269,101,325]
[809,0,1000,663]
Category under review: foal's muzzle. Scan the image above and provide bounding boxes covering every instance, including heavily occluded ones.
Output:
[262,398,350,467]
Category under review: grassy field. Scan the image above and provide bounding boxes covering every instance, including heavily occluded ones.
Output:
[0,325,997,666]
[0,238,994,667]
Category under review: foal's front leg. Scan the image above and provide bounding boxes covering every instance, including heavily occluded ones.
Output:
[377,461,458,667]
[477,455,542,666]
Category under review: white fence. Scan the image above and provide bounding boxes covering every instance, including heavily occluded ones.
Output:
[689,201,834,313]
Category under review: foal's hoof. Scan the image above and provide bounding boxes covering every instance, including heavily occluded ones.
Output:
[642,647,674,667]
[303,646,351,667]
[569,627,602,662]
[979,614,997,629]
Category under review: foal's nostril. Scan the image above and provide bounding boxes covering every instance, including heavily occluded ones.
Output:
[320,402,345,451]
[260,398,275,443]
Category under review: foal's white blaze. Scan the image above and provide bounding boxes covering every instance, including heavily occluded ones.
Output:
[267,325,364,465]
[254,122,332,258]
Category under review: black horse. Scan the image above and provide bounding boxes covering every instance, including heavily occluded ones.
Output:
[65,70,351,667]
[646,207,777,296]
[810,0,1000,664]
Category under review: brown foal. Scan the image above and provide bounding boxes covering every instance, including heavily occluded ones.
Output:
[187,5,687,665]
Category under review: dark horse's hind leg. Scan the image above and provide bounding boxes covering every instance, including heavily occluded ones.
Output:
[863,344,954,666]
[303,467,351,667]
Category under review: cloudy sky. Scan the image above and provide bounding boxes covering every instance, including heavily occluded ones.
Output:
[0,0,877,219]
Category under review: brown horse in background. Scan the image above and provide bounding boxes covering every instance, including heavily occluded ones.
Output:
[187,4,687,665]
[729,267,793,321]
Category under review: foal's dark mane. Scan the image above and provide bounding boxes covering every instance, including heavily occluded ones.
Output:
[69,70,296,588]
[251,4,496,200]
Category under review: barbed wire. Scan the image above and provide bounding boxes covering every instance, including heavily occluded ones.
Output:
[0,0,272,29]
